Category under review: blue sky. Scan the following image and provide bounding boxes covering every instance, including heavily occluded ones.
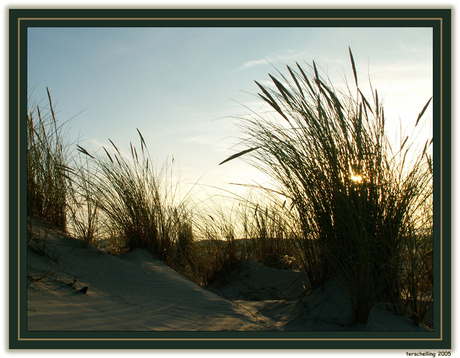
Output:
[27,26,433,202]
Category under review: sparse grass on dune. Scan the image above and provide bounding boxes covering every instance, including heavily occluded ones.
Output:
[220,48,433,325]
[190,194,300,286]
[233,195,299,270]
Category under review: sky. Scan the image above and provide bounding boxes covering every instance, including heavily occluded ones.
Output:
[27,25,433,205]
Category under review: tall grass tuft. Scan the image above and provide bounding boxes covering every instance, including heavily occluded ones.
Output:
[77,130,195,267]
[66,152,103,247]
[221,49,433,325]
[27,87,72,232]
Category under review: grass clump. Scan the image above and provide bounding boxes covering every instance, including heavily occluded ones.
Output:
[27,87,72,232]
[77,130,195,268]
[65,152,103,247]
[221,48,433,325]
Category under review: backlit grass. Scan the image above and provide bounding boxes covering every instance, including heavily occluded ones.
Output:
[27,87,72,232]
[220,48,433,325]
[27,49,433,328]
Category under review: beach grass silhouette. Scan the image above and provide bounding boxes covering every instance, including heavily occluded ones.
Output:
[27,50,433,330]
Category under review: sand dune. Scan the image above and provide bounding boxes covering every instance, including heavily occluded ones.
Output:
[26,218,429,332]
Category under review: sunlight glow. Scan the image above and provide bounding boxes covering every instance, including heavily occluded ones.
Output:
[350,173,363,183]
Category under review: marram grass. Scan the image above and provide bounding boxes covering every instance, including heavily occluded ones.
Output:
[220,48,433,325]
[77,129,195,267]
[27,49,433,328]
[27,87,72,232]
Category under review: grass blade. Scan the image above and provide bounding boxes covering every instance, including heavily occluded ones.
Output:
[219,147,260,165]
[416,97,432,127]
[349,47,358,87]
[76,145,95,159]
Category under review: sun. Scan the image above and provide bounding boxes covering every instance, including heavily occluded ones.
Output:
[350,173,363,183]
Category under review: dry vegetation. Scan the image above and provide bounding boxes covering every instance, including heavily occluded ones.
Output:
[27,50,433,328]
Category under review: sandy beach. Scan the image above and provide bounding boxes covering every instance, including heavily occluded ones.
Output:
[26,218,430,332]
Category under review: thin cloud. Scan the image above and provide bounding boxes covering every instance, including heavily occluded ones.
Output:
[239,58,271,70]
[233,49,311,72]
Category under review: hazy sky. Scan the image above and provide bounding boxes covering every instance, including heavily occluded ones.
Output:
[27,26,433,202]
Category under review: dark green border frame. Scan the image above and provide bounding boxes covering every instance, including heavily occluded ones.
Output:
[9,8,451,350]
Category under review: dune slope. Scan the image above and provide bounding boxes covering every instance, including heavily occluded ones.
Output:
[26,218,429,332]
